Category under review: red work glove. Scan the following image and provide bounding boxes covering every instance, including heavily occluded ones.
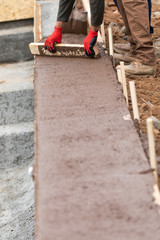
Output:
[44,26,62,53]
[83,29,98,58]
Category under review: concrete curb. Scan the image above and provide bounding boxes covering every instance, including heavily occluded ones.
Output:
[0,61,34,125]
[0,25,34,63]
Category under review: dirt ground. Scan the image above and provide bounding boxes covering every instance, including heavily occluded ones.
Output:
[103,1,160,159]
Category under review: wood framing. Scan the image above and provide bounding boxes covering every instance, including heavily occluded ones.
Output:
[147,118,158,184]
[29,42,100,58]
[35,3,42,42]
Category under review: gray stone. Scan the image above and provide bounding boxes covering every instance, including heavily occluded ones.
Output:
[0,26,34,63]
[0,122,34,169]
[152,11,160,17]
[149,116,160,130]
[121,25,127,34]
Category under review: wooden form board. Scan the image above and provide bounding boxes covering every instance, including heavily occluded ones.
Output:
[29,42,100,58]
[35,3,42,42]
[0,0,34,22]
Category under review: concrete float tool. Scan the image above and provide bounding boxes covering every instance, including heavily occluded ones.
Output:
[31,3,100,58]
[29,42,100,58]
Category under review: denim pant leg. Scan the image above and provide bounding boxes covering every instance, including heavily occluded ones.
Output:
[148,0,153,33]
[89,0,105,26]
[113,0,119,9]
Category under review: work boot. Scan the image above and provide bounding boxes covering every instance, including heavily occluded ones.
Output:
[114,43,130,54]
[114,42,160,58]
[114,52,136,63]
[116,60,156,76]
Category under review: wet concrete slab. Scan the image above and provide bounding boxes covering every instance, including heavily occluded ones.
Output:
[34,52,160,239]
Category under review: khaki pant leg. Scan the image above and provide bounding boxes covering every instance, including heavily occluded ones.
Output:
[122,0,156,65]
[117,0,136,54]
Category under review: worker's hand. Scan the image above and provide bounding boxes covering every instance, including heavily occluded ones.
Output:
[83,29,98,58]
[44,26,62,53]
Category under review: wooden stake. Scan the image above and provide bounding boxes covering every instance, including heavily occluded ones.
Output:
[34,3,42,43]
[34,0,36,42]
[108,25,114,56]
[117,69,122,84]
[147,118,158,183]
[81,0,91,24]
[120,61,128,106]
[129,81,140,122]
[101,21,106,46]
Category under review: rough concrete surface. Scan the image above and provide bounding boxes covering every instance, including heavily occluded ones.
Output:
[0,162,35,240]
[0,61,34,125]
[0,60,34,239]
[0,122,34,169]
[34,50,160,239]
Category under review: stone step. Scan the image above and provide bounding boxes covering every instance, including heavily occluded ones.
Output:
[0,122,34,169]
[0,25,34,63]
[0,61,34,125]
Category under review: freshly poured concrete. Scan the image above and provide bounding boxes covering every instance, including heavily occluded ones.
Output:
[34,53,160,239]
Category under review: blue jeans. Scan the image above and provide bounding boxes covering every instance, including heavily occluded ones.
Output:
[113,0,153,34]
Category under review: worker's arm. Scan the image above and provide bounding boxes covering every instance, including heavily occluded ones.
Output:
[44,22,100,57]
[83,27,99,58]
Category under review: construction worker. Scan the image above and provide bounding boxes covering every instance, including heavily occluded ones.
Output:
[115,0,156,75]
[44,0,105,57]
[113,0,153,34]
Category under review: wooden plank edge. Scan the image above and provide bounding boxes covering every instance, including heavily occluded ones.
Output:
[29,42,100,58]
[81,0,91,25]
